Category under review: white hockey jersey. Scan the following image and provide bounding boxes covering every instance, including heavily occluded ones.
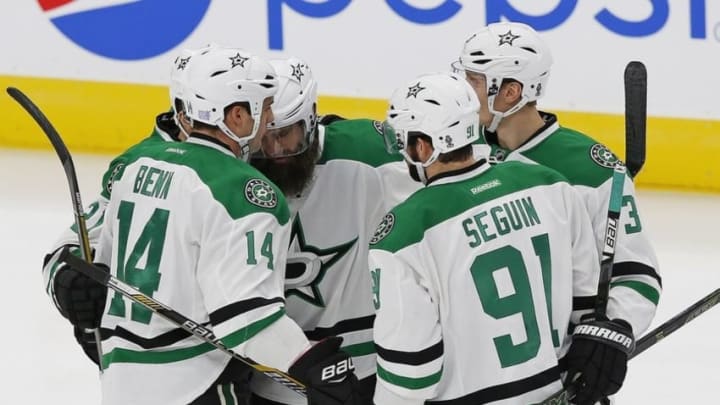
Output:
[479,113,661,335]
[250,119,421,403]
[94,136,310,405]
[43,113,178,311]
[369,160,600,405]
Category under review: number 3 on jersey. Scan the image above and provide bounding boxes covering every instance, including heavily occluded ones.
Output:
[470,233,560,368]
[108,200,169,324]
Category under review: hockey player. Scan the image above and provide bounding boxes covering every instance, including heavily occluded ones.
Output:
[453,22,660,403]
[248,58,420,404]
[42,47,198,365]
[52,47,366,405]
[369,72,635,404]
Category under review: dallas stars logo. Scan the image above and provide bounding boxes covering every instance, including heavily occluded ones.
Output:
[176,56,191,70]
[498,30,520,46]
[291,63,305,81]
[406,83,425,98]
[285,215,357,307]
[229,52,249,68]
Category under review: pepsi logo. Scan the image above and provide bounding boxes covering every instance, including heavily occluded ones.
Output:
[38,0,211,60]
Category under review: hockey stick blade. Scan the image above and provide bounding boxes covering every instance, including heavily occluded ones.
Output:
[6,87,92,260]
[537,288,720,405]
[624,61,647,178]
[60,249,308,396]
[7,86,103,367]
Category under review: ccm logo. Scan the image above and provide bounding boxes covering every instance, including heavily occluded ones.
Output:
[321,358,355,382]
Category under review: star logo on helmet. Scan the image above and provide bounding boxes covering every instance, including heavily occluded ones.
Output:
[229,53,249,68]
[406,83,425,98]
[291,63,305,82]
[498,30,520,46]
[176,56,191,70]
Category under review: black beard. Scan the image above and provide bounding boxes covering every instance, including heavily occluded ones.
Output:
[407,163,422,183]
[250,137,320,197]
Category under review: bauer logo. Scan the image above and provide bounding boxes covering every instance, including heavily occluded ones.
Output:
[37,0,211,60]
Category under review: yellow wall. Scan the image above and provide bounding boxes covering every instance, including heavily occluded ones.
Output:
[2,75,718,192]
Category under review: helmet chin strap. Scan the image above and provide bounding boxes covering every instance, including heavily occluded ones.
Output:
[217,114,262,162]
[405,148,440,185]
[485,93,531,132]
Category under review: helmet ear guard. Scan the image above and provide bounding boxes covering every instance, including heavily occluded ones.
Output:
[385,72,481,183]
[456,22,553,131]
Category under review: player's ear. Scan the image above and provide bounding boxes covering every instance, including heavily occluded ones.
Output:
[502,81,523,103]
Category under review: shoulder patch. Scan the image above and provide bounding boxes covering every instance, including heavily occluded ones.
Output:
[244,179,278,209]
[589,144,621,168]
[105,163,125,195]
[370,213,396,245]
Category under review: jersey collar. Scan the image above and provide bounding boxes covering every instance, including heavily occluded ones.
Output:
[186,133,236,158]
[426,159,491,187]
[509,112,559,156]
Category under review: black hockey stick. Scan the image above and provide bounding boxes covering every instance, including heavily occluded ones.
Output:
[7,86,308,396]
[537,288,720,405]
[624,61,647,178]
[61,251,308,396]
[6,86,105,368]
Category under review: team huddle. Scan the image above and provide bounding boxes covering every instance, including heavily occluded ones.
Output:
[41,22,660,405]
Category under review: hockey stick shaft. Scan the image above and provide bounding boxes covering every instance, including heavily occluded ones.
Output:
[624,61,647,178]
[61,252,307,395]
[7,86,104,368]
[537,288,720,405]
[594,163,626,316]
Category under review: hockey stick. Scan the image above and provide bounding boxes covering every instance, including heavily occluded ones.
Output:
[595,61,647,314]
[624,61,647,178]
[6,86,105,369]
[7,87,308,396]
[537,288,720,405]
[593,164,626,316]
[61,251,308,396]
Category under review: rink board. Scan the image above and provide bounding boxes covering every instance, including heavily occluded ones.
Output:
[1,74,718,193]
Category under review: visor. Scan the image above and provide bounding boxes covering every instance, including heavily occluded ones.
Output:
[380,120,405,155]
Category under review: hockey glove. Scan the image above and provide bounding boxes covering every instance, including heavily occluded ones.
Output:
[53,257,108,330]
[564,316,635,405]
[289,337,367,405]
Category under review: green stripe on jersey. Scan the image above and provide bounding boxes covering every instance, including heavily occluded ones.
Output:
[221,384,236,405]
[342,341,376,357]
[520,127,619,188]
[118,141,290,224]
[319,119,404,167]
[372,162,567,253]
[377,364,442,390]
[101,309,285,369]
[610,280,660,305]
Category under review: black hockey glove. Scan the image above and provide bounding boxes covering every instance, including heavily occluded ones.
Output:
[52,256,108,330]
[564,316,635,405]
[289,337,368,405]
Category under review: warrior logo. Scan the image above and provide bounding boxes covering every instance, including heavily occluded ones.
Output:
[245,179,278,208]
[370,213,395,245]
[590,144,622,169]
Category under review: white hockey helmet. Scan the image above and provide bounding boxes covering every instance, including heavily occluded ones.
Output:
[453,22,553,131]
[183,47,278,158]
[259,57,318,158]
[384,72,480,182]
